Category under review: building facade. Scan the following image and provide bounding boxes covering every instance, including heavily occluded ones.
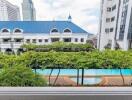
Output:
[98,0,132,50]
[0,21,89,53]
[0,0,20,21]
[22,0,36,21]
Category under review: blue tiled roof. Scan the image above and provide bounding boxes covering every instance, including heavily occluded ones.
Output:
[0,21,88,34]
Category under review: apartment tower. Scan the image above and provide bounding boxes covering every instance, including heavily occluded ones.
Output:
[22,0,36,21]
[98,0,132,50]
[0,0,20,21]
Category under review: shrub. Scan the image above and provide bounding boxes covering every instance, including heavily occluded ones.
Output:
[0,64,47,86]
[21,42,95,52]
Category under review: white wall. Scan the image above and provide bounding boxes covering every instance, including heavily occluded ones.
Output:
[98,0,132,51]
[0,32,88,52]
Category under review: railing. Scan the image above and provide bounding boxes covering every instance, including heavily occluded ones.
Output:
[0,33,23,35]
[1,42,23,44]
[0,87,132,95]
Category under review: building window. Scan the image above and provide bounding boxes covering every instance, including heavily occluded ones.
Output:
[63,28,72,33]
[51,38,60,42]
[75,38,78,42]
[32,39,36,43]
[1,29,9,33]
[119,4,128,40]
[107,7,111,12]
[26,39,30,43]
[45,39,48,43]
[106,18,111,23]
[110,28,114,32]
[105,28,109,33]
[123,0,129,4]
[3,38,11,43]
[63,38,71,42]
[111,16,115,22]
[112,5,116,11]
[14,29,22,33]
[51,28,59,33]
[38,39,42,43]
[15,38,23,43]
[81,38,84,42]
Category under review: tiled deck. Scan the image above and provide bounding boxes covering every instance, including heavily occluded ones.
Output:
[45,76,77,86]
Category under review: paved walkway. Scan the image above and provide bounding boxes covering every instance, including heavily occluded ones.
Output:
[100,76,132,86]
[45,76,77,86]
[43,75,132,86]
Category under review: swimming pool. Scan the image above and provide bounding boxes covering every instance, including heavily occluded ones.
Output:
[35,69,132,76]
[71,77,102,85]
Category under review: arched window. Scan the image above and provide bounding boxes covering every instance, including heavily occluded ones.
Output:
[64,28,72,33]
[1,29,9,33]
[14,29,22,33]
[51,28,59,33]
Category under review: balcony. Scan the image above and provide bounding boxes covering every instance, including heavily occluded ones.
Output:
[0,42,23,48]
[62,31,72,38]
[0,34,23,39]
[50,33,61,38]
[0,38,24,48]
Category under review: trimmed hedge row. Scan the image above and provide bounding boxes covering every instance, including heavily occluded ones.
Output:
[21,42,95,52]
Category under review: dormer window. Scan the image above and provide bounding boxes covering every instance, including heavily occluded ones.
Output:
[64,28,72,33]
[1,29,9,33]
[14,28,22,33]
[51,28,59,33]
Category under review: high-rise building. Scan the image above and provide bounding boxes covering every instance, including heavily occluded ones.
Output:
[22,0,36,21]
[0,0,20,21]
[98,0,132,51]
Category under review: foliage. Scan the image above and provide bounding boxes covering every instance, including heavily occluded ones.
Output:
[0,64,47,86]
[1,50,132,69]
[10,50,132,69]
[21,42,95,52]
[0,50,132,86]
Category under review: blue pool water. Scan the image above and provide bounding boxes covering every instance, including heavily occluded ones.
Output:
[71,78,102,85]
[35,69,132,76]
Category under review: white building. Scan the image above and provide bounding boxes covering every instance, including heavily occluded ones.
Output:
[98,0,132,50]
[22,0,36,21]
[0,0,20,21]
[0,19,89,53]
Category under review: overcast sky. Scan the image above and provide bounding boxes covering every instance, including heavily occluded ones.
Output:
[7,0,100,34]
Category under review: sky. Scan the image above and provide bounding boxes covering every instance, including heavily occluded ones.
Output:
[7,0,100,34]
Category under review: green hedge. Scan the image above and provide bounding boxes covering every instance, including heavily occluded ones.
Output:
[21,42,95,52]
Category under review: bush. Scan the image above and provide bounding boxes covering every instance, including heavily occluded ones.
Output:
[0,65,47,86]
[21,42,95,52]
